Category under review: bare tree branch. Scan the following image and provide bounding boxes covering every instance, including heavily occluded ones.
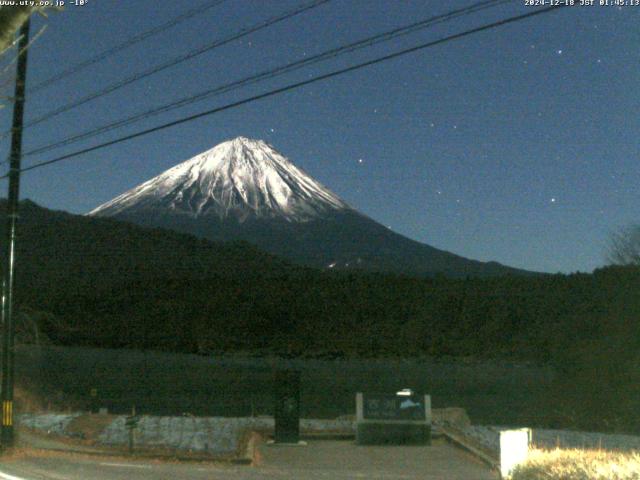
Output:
[607,225,640,266]
[0,6,34,53]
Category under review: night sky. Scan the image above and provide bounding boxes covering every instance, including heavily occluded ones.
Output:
[0,0,637,274]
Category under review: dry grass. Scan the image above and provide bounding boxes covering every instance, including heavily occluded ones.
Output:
[15,384,85,414]
[511,448,640,480]
[14,385,46,413]
[65,414,117,444]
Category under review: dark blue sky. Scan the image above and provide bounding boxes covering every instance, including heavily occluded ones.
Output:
[0,0,637,274]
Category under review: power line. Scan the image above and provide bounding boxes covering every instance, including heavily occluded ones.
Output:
[0,0,330,139]
[23,0,512,159]
[28,0,228,93]
[5,4,565,179]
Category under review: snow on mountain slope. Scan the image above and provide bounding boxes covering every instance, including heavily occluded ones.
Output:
[89,136,534,277]
[89,137,349,223]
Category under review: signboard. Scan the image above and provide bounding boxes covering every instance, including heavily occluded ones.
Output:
[356,392,431,445]
[125,414,140,429]
[362,394,426,421]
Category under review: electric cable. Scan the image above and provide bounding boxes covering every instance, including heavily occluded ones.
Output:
[23,0,513,159]
[0,0,331,139]
[2,4,565,179]
[28,0,229,93]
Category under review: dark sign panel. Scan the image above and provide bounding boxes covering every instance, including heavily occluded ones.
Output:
[363,394,426,421]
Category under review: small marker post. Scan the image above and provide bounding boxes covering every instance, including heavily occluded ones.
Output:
[126,405,139,454]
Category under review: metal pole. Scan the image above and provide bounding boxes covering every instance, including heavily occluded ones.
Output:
[128,405,136,454]
[1,18,30,448]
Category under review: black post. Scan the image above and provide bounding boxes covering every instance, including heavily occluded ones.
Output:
[274,369,301,444]
[1,18,30,448]
[128,405,136,454]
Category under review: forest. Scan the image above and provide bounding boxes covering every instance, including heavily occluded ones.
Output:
[4,200,640,432]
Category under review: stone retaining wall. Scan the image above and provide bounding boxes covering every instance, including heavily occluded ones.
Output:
[18,413,354,454]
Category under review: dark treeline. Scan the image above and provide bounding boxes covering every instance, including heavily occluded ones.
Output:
[37,268,623,362]
[4,200,640,432]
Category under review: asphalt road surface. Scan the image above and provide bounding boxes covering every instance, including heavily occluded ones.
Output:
[0,440,498,479]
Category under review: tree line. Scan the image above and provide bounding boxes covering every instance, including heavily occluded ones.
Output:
[4,200,640,432]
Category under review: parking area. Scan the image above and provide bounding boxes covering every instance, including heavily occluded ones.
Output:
[253,438,499,480]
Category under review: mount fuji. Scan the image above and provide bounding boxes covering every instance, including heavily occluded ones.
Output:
[89,137,530,277]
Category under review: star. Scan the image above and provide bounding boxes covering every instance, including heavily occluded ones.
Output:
[550,198,556,203]
[557,49,563,55]
[430,123,435,127]
[358,158,363,164]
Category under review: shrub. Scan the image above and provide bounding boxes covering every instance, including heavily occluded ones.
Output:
[511,448,640,480]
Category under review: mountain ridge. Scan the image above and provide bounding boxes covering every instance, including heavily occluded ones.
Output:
[90,137,349,223]
[90,137,536,278]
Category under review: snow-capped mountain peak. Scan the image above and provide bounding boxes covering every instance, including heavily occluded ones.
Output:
[89,137,349,222]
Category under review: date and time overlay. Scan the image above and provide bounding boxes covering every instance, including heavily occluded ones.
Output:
[1,0,637,10]
[525,0,639,6]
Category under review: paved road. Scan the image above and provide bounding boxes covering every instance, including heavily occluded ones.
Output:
[0,439,498,479]
[256,439,498,479]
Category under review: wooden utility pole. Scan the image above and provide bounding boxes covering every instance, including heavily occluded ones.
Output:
[1,17,30,448]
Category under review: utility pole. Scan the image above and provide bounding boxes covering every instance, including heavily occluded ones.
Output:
[1,18,30,448]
